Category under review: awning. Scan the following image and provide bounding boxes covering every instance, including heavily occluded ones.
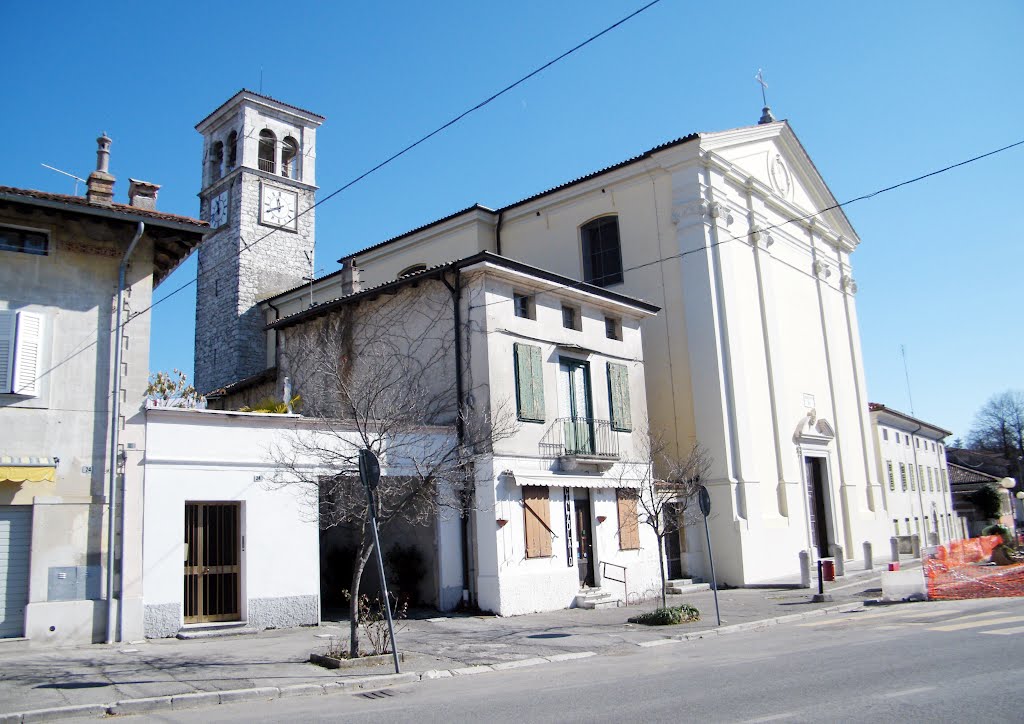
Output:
[500,471,640,489]
[0,455,57,483]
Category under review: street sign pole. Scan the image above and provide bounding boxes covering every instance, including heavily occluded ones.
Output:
[359,449,400,674]
[698,485,721,626]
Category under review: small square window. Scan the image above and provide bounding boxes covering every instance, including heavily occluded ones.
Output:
[513,292,534,320]
[895,432,900,444]
[562,305,579,331]
[604,316,620,340]
[0,226,49,256]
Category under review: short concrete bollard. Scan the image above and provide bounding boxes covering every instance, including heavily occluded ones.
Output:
[830,544,845,577]
[911,534,921,558]
[863,541,873,570]
[799,549,811,588]
[890,536,900,563]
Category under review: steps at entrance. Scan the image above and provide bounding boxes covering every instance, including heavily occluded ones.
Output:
[176,622,258,640]
[575,588,619,610]
[667,578,710,595]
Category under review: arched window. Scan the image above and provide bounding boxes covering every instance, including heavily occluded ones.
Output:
[258,129,276,173]
[398,264,427,277]
[209,141,224,182]
[580,215,623,287]
[281,136,299,179]
[226,130,238,169]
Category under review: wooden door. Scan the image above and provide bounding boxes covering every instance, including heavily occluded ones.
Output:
[574,496,595,587]
[184,502,241,624]
[804,458,830,558]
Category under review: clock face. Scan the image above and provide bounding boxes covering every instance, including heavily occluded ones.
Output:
[260,184,298,230]
[209,191,229,228]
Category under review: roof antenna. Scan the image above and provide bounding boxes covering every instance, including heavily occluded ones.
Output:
[40,163,86,196]
[303,249,316,309]
[900,344,915,416]
[259,66,264,94]
[756,69,776,124]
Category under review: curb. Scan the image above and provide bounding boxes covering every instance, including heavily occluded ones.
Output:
[0,606,860,721]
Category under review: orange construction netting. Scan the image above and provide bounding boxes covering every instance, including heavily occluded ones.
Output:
[924,535,1024,600]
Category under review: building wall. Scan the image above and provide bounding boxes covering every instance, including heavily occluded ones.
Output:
[0,208,154,643]
[142,408,321,637]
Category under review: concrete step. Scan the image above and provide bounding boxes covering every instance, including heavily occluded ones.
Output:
[176,623,258,640]
[575,589,620,609]
[667,582,711,595]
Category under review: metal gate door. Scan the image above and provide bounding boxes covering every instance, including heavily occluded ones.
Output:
[184,502,240,624]
[0,506,32,638]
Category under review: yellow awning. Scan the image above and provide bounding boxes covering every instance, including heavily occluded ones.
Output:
[0,455,57,483]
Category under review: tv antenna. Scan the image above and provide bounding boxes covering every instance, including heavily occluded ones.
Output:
[900,344,915,415]
[41,163,86,195]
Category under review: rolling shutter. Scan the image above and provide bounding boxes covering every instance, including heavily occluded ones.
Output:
[616,488,640,550]
[0,312,14,393]
[607,362,632,431]
[522,486,552,558]
[0,506,32,638]
[514,343,545,422]
[12,313,42,397]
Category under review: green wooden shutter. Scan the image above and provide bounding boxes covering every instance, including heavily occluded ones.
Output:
[514,343,545,422]
[607,362,632,431]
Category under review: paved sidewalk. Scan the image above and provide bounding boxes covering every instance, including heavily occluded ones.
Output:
[0,569,892,719]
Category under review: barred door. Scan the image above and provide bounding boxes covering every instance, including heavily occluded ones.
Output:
[184,503,241,624]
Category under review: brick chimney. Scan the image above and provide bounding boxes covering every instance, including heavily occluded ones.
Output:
[128,179,160,210]
[86,133,115,206]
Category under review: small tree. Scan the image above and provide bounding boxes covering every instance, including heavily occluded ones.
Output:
[269,280,515,658]
[967,390,1024,484]
[145,369,201,407]
[623,431,712,608]
[966,483,1004,522]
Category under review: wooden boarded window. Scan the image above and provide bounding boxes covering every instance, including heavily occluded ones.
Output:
[514,343,545,423]
[616,488,640,550]
[522,486,552,558]
[607,362,632,431]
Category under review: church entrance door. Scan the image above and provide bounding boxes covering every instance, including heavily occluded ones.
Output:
[804,457,832,558]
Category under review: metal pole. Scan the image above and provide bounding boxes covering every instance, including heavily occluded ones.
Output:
[817,560,824,596]
[703,515,721,626]
[366,487,400,674]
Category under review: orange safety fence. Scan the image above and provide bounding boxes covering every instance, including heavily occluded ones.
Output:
[924,535,1024,600]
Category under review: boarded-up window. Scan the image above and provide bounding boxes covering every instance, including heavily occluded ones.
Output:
[607,362,631,431]
[522,486,552,558]
[616,488,640,550]
[514,343,545,422]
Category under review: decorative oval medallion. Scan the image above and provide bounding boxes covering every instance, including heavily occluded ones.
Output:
[769,154,791,198]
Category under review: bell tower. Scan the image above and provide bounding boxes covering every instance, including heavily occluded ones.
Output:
[193,90,324,393]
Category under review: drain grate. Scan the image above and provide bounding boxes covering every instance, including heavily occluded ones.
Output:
[358,688,396,700]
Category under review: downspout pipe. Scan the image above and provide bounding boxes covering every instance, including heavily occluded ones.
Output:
[106,221,144,644]
[494,210,503,256]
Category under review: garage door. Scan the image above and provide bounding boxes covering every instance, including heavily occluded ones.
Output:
[0,506,32,638]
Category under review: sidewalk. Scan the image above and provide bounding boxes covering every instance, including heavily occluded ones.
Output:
[0,570,889,720]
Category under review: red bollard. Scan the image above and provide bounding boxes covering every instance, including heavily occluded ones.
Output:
[821,560,836,581]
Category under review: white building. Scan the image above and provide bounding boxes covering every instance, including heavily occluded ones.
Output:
[868,403,957,546]
[0,140,206,643]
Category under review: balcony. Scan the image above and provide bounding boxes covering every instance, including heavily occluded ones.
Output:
[258,157,276,174]
[540,417,619,471]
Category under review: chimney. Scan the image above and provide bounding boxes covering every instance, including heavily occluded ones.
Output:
[128,179,160,210]
[339,258,362,295]
[86,133,115,206]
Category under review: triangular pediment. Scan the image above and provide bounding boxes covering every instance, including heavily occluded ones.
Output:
[698,122,860,246]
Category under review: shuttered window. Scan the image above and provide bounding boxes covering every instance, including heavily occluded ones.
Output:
[522,486,552,558]
[616,488,640,550]
[0,311,42,396]
[607,362,631,432]
[886,461,895,491]
[514,343,545,423]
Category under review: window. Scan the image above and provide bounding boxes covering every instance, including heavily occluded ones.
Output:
[882,428,888,441]
[513,342,545,422]
[604,316,620,340]
[886,461,895,491]
[915,438,919,449]
[616,489,640,550]
[513,292,534,320]
[909,465,915,491]
[0,226,48,256]
[906,435,910,447]
[928,467,934,492]
[0,310,43,396]
[895,432,900,444]
[522,486,552,558]
[931,442,936,452]
[580,216,623,287]
[398,264,427,277]
[281,136,300,179]
[899,463,908,491]
[561,305,579,331]
[918,465,924,489]
[941,469,948,492]
[258,129,276,173]
[226,130,238,169]
[607,362,632,432]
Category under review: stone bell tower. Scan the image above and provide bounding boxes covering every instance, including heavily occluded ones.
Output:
[193,90,324,393]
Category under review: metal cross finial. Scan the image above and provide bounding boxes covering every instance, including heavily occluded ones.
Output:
[755,69,769,107]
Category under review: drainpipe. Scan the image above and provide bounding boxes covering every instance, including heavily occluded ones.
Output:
[106,221,144,644]
[494,210,503,256]
[909,421,926,545]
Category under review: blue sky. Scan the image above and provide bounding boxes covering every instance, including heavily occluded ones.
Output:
[4,1,1021,440]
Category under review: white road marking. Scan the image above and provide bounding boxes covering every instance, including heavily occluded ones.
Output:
[980,625,1024,635]
[741,712,799,722]
[876,686,937,699]
[930,615,1024,632]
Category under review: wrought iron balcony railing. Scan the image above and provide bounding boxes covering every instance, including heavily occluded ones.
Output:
[540,417,619,461]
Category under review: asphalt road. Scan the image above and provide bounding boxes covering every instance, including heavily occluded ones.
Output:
[122,597,1024,723]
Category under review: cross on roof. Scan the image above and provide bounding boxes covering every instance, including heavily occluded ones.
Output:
[755,69,769,107]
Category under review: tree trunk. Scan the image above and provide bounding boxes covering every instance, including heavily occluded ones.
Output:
[657,533,667,609]
[348,536,374,658]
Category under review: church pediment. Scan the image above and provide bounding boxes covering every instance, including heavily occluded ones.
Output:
[793,409,835,445]
[698,122,860,248]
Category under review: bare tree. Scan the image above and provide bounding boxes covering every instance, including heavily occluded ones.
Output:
[622,431,712,608]
[269,280,515,658]
[968,390,1024,483]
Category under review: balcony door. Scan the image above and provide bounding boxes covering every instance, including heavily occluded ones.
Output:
[558,358,593,455]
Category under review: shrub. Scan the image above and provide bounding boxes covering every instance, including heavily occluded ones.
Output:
[628,604,700,626]
[982,524,1013,546]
